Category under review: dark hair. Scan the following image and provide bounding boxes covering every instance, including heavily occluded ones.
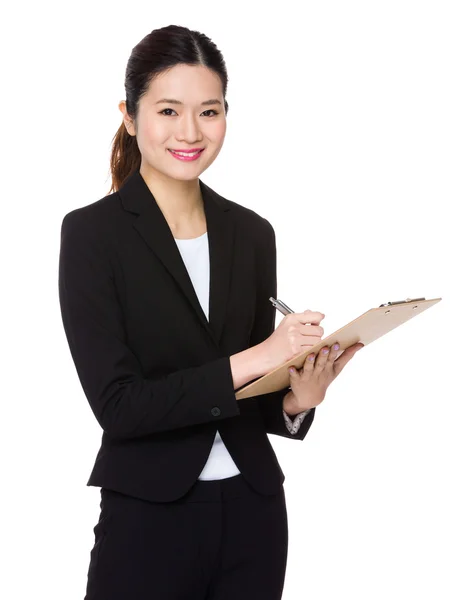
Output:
[108,24,229,194]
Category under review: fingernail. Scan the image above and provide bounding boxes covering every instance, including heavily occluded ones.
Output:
[333,344,340,351]
[289,367,296,373]
[322,348,329,355]
[308,355,315,361]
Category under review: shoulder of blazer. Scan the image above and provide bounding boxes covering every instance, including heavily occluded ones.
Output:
[60,171,275,246]
[61,191,122,229]
[198,180,276,243]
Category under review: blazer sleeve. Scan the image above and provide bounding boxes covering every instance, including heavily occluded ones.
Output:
[249,218,315,441]
[58,211,240,441]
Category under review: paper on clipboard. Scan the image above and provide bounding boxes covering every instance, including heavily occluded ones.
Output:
[234,297,442,400]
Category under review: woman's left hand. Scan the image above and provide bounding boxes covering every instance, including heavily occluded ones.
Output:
[285,342,364,413]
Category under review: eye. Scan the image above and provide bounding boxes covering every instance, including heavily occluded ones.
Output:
[158,108,219,117]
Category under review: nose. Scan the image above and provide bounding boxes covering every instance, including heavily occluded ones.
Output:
[175,112,203,144]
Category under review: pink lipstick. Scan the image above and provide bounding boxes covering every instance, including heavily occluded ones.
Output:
[168,148,205,162]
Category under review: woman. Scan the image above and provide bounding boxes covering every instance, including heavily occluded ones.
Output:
[58,24,363,600]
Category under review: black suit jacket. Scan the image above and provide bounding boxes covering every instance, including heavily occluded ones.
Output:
[58,168,315,502]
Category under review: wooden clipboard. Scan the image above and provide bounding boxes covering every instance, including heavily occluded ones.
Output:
[235,297,442,400]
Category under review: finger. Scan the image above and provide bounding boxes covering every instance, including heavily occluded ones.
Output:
[295,311,325,325]
[300,352,316,379]
[298,336,324,348]
[327,342,340,364]
[342,342,364,355]
[333,344,363,375]
[297,324,324,337]
[300,345,315,354]
[350,343,364,351]
[313,346,330,374]
[289,365,298,384]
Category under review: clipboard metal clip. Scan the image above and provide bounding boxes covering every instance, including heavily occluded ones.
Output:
[379,297,425,307]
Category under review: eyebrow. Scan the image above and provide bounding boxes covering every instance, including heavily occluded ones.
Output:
[155,98,222,106]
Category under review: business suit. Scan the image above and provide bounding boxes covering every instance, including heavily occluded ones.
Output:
[58,168,316,598]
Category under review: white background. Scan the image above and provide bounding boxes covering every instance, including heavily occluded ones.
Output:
[2,1,454,598]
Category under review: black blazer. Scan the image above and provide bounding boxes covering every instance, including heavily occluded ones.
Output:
[58,168,315,503]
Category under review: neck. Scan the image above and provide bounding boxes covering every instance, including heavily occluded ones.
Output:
[139,164,204,229]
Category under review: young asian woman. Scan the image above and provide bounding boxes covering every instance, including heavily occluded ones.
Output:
[58,24,363,600]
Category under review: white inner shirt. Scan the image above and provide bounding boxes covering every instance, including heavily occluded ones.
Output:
[174,230,307,480]
[174,232,240,480]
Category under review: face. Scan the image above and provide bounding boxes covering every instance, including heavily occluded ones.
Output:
[119,63,227,182]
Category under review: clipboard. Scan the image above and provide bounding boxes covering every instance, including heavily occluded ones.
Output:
[235,297,442,400]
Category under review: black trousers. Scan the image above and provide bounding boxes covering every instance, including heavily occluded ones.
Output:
[84,474,289,600]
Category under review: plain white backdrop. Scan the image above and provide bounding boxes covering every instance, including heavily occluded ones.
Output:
[2,1,453,598]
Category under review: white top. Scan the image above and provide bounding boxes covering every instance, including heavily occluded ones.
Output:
[174,231,308,480]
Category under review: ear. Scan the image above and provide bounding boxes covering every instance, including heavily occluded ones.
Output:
[118,100,136,136]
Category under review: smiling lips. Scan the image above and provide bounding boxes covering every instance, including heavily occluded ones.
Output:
[168,148,205,161]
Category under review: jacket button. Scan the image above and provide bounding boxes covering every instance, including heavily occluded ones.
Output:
[211,407,221,417]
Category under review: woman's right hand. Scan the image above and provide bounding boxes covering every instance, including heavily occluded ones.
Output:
[260,310,325,371]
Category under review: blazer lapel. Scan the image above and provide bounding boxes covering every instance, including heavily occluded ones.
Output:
[118,168,234,349]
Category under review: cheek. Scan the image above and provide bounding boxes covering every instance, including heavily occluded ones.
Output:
[139,118,169,147]
[207,119,227,143]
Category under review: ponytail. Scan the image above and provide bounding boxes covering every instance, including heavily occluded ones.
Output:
[107,121,141,194]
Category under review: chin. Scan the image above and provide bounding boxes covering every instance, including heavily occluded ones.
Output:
[173,164,212,180]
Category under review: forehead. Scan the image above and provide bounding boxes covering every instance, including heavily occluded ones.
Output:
[146,64,223,101]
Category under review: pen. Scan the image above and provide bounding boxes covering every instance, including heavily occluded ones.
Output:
[269,297,313,326]
[269,297,294,315]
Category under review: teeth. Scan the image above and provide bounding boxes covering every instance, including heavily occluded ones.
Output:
[171,150,201,157]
